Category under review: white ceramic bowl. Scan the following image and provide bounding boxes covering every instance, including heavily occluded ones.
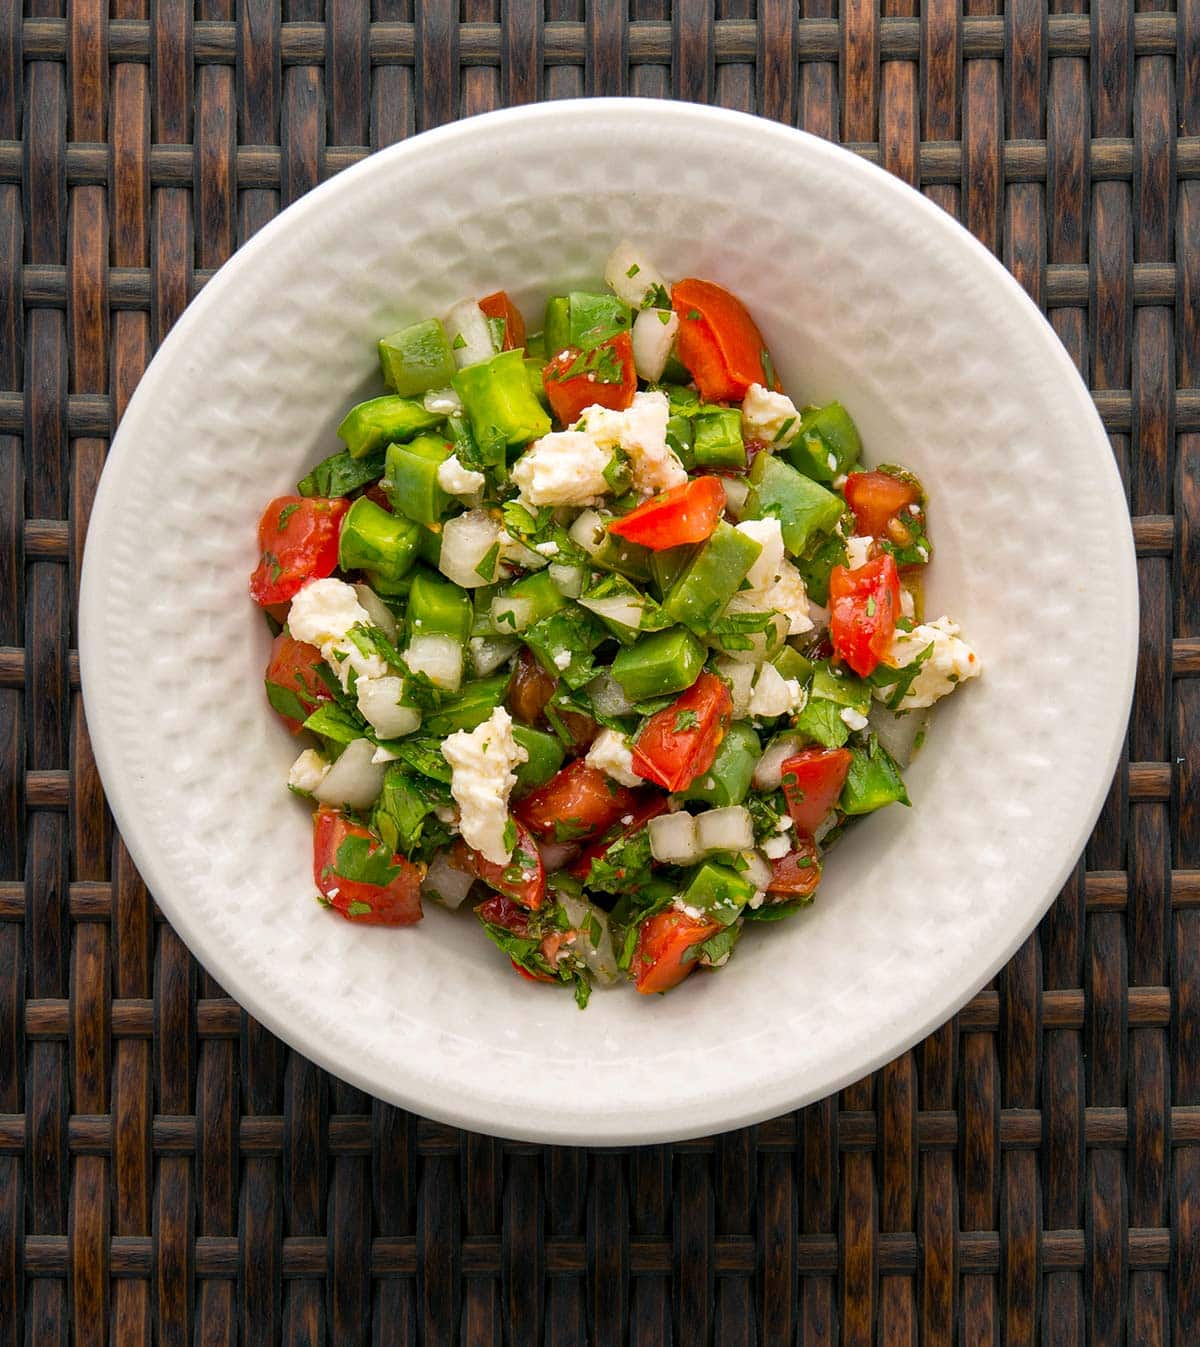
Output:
[80,101,1136,1144]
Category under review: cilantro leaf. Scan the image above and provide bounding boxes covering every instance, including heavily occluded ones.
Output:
[333,833,401,888]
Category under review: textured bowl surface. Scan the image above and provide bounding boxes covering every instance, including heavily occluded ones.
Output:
[80,101,1136,1144]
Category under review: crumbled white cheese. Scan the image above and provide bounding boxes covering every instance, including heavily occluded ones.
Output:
[748,890,767,910]
[732,518,814,637]
[748,663,806,718]
[761,832,792,860]
[552,649,572,671]
[288,748,330,795]
[776,815,793,831]
[845,535,873,570]
[585,391,686,497]
[442,706,528,865]
[900,587,915,619]
[534,540,559,557]
[840,706,870,732]
[511,430,613,507]
[287,577,388,690]
[673,899,706,921]
[436,453,485,497]
[741,383,801,448]
[585,728,644,788]
[877,616,981,711]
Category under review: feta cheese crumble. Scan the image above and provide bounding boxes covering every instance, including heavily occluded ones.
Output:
[761,832,792,860]
[584,390,686,497]
[287,577,388,690]
[840,706,870,732]
[877,616,982,710]
[436,453,485,497]
[442,706,528,865]
[585,728,644,787]
[510,430,613,506]
[288,748,330,796]
[741,383,801,447]
[748,663,806,718]
[733,518,815,636]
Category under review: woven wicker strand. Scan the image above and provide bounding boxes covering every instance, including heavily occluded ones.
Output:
[2,2,1195,1343]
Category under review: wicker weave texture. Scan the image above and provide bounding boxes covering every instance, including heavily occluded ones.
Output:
[2,1,1196,1343]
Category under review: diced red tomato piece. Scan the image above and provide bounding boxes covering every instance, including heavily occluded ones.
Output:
[249,495,349,606]
[476,893,562,983]
[516,759,637,844]
[767,833,824,898]
[479,290,527,351]
[828,552,901,677]
[456,819,546,910]
[264,632,331,733]
[631,673,733,794]
[780,748,853,836]
[671,278,776,403]
[843,471,920,541]
[569,795,670,882]
[542,331,637,425]
[312,807,423,926]
[633,909,723,995]
[607,477,726,550]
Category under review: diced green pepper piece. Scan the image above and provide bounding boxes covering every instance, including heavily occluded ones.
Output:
[792,696,850,749]
[406,569,471,644]
[337,496,422,583]
[568,291,632,347]
[543,296,571,358]
[746,452,844,557]
[649,542,699,602]
[579,573,670,645]
[378,318,457,397]
[297,446,386,498]
[384,433,453,526]
[666,414,695,470]
[839,734,910,815]
[785,401,862,483]
[794,527,850,607]
[681,723,760,807]
[337,395,443,460]
[679,861,756,926]
[610,626,706,703]
[452,349,551,453]
[523,608,605,690]
[511,724,565,793]
[417,523,442,567]
[811,660,871,714]
[692,406,746,469]
[663,521,762,631]
[525,358,550,410]
[772,646,814,685]
[591,527,654,585]
[658,383,702,416]
[491,570,567,634]
[423,675,510,737]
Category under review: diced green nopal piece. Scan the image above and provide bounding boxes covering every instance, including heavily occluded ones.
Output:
[378,318,457,397]
[423,674,510,737]
[662,520,762,631]
[496,570,567,630]
[385,433,453,526]
[523,608,605,690]
[338,496,422,582]
[452,349,551,450]
[840,734,910,815]
[794,526,850,607]
[567,291,633,347]
[406,568,472,644]
[610,626,706,703]
[680,723,760,808]
[772,645,813,685]
[783,401,862,483]
[680,862,756,926]
[542,296,571,359]
[812,660,871,714]
[524,358,550,410]
[649,542,699,602]
[692,406,746,469]
[666,414,695,470]
[511,724,565,793]
[746,452,844,557]
[592,529,654,584]
[337,395,444,459]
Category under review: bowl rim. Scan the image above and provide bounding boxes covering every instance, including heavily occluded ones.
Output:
[80,98,1138,1143]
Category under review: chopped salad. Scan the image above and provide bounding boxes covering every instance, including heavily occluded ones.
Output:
[250,242,981,1004]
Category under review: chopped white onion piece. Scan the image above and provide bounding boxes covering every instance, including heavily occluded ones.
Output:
[578,593,645,631]
[548,562,584,598]
[438,509,501,589]
[740,850,773,892]
[356,676,421,740]
[423,386,462,415]
[444,298,496,369]
[868,703,930,768]
[469,635,519,678]
[568,509,608,557]
[695,806,755,855]
[719,476,751,517]
[313,738,387,810]
[536,841,579,874]
[423,850,476,910]
[490,594,538,634]
[631,307,679,382]
[603,241,670,309]
[648,811,700,865]
[556,890,621,985]
[586,671,635,719]
[404,633,463,692]
[807,602,830,630]
[715,658,756,718]
[353,583,398,643]
[752,735,802,791]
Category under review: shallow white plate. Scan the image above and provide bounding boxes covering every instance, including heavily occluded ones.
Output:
[80,101,1136,1144]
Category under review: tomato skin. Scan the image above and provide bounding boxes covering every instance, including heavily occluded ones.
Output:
[264,632,331,733]
[569,795,670,882]
[478,290,527,351]
[671,279,774,403]
[607,477,726,550]
[633,909,723,994]
[250,495,349,606]
[543,331,637,425]
[312,808,423,926]
[507,648,556,725]
[631,673,733,794]
[843,471,920,540]
[829,552,901,677]
[515,759,637,844]
[476,893,562,982]
[456,819,546,910]
[767,833,823,897]
[780,748,853,835]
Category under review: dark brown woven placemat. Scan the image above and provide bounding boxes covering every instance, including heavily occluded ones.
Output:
[2,2,1196,1342]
